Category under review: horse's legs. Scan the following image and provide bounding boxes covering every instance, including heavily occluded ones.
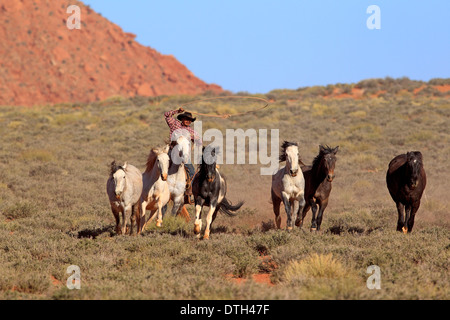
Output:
[291,199,299,230]
[296,200,310,228]
[203,204,217,240]
[316,198,328,231]
[403,204,413,234]
[310,198,319,232]
[211,206,219,225]
[271,188,282,229]
[194,198,205,238]
[111,206,121,235]
[281,192,293,230]
[161,204,167,218]
[143,209,158,230]
[156,201,164,228]
[171,195,183,216]
[407,201,420,233]
[396,202,405,232]
[122,204,132,235]
[295,195,306,228]
[138,199,148,234]
[129,204,137,235]
[179,205,191,223]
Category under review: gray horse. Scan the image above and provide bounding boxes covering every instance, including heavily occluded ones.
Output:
[166,134,192,222]
[107,161,143,235]
[271,141,306,230]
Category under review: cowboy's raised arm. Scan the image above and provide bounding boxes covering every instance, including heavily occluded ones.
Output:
[164,108,183,126]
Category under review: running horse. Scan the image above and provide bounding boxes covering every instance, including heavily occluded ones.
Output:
[271,141,306,230]
[166,133,193,222]
[137,145,171,233]
[192,145,244,239]
[106,161,143,235]
[296,145,339,232]
[386,151,426,233]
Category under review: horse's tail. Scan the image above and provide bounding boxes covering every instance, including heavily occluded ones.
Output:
[219,197,244,217]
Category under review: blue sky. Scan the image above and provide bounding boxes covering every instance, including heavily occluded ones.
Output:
[83,0,450,93]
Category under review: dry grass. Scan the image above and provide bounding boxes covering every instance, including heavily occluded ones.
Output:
[0,79,449,299]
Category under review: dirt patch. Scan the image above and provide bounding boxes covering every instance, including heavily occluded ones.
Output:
[435,84,450,93]
[226,255,277,286]
[226,273,274,286]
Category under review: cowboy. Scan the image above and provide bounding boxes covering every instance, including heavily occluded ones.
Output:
[164,107,202,200]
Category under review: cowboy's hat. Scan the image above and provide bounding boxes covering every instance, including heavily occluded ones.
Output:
[177,112,196,122]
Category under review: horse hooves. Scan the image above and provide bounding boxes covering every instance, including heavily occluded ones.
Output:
[156,220,163,228]
[203,234,210,240]
[310,227,317,232]
[194,224,201,235]
[402,227,408,234]
[286,226,293,231]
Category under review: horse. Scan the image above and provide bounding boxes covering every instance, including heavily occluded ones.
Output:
[296,145,339,232]
[192,145,244,239]
[106,161,143,235]
[271,141,306,230]
[386,151,426,233]
[166,133,192,222]
[137,145,171,233]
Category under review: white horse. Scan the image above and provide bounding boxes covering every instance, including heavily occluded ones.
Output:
[138,145,171,233]
[106,161,143,235]
[271,141,306,230]
[166,133,193,222]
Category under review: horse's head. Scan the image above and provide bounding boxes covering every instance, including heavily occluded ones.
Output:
[280,141,300,177]
[155,148,170,181]
[170,131,191,165]
[112,161,128,199]
[319,145,339,182]
[406,151,423,189]
[202,145,219,182]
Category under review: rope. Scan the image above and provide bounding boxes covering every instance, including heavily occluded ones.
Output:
[180,95,270,119]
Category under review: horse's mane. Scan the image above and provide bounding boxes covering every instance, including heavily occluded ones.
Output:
[388,151,423,174]
[279,141,298,162]
[110,160,122,176]
[311,145,335,171]
[279,141,305,165]
[145,144,169,173]
[198,145,220,170]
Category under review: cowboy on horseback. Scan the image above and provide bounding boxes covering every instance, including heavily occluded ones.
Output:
[164,107,202,202]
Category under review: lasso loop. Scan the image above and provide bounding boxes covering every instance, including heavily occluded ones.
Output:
[180,95,270,119]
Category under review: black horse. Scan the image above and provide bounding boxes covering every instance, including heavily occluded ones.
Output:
[192,146,244,239]
[296,145,339,232]
[386,151,426,233]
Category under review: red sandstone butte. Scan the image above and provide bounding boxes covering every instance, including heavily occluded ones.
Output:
[0,0,222,106]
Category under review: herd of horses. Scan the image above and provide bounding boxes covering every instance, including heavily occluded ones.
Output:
[107,136,427,239]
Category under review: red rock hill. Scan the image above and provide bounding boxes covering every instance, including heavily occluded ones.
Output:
[0,0,222,106]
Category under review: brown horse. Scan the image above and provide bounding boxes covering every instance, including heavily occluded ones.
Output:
[386,151,426,233]
[295,145,339,231]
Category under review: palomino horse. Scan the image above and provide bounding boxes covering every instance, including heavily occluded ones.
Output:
[106,161,143,235]
[386,151,426,233]
[271,141,306,230]
[192,146,244,239]
[137,145,171,233]
[166,133,192,222]
[296,145,339,232]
